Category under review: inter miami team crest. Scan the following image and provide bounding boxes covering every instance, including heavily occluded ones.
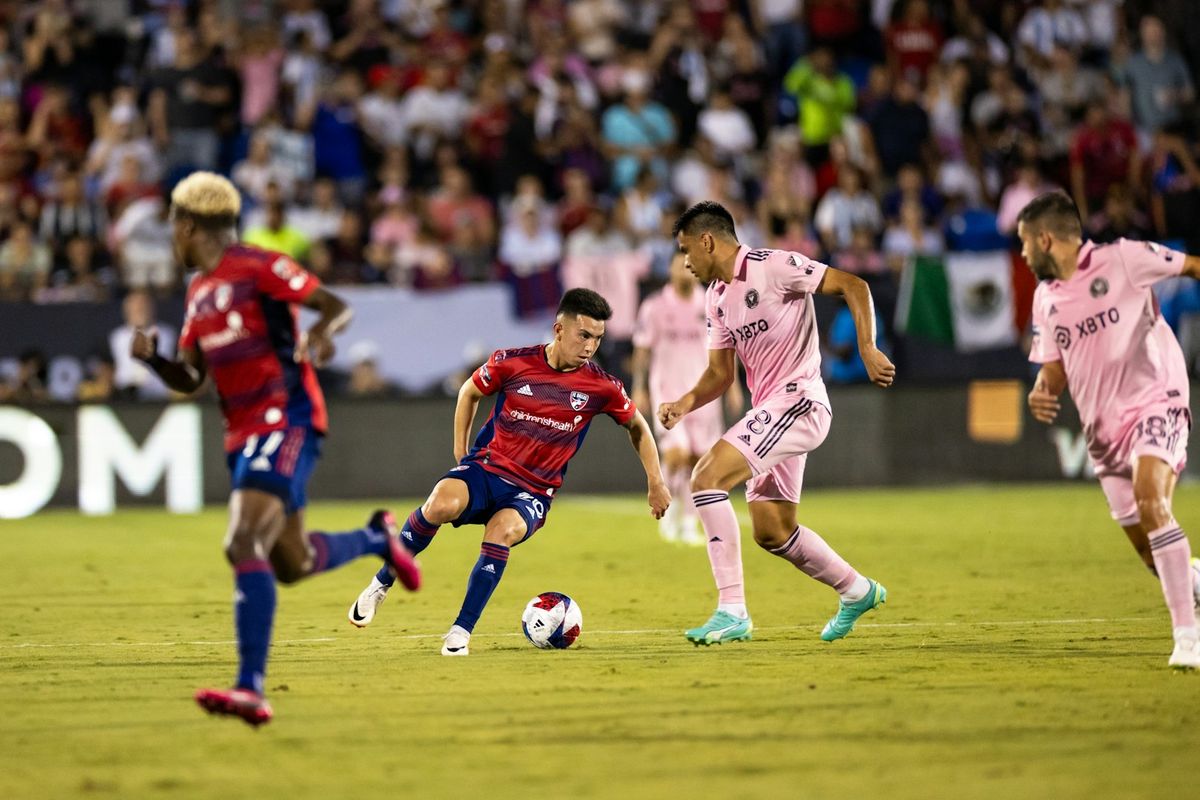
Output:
[1090,278,1109,298]
[745,289,759,309]
[570,391,589,410]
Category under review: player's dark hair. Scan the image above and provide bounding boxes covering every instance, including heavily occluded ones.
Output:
[557,288,612,321]
[1017,191,1082,240]
[672,201,738,241]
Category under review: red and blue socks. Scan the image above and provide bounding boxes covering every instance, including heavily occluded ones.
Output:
[376,508,439,587]
[308,522,390,577]
[452,542,509,633]
[233,559,276,696]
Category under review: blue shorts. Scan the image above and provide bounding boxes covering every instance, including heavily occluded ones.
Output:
[226,427,322,514]
[440,461,552,544]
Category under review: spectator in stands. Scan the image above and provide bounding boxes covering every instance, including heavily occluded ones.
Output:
[697,85,756,162]
[400,61,471,164]
[324,209,374,284]
[235,26,284,128]
[1088,184,1153,245]
[244,200,310,262]
[102,154,159,219]
[924,61,969,162]
[427,164,495,281]
[1146,127,1200,251]
[26,84,89,168]
[498,195,562,292]
[1069,100,1139,220]
[602,53,677,192]
[0,348,49,404]
[0,222,51,301]
[86,99,163,198]
[359,71,408,154]
[996,160,1057,235]
[615,167,668,247]
[866,76,932,179]
[882,162,943,223]
[77,352,115,403]
[557,166,597,237]
[884,0,942,86]
[834,224,887,276]
[109,290,173,401]
[38,171,106,262]
[824,299,891,384]
[1015,0,1087,70]
[367,185,417,265]
[882,199,945,271]
[147,28,232,174]
[754,0,806,82]
[110,191,174,293]
[815,165,883,252]
[1117,15,1195,135]
[345,341,395,398]
[232,133,294,207]
[1036,44,1106,163]
[782,46,855,166]
[288,177,344,243]
[43,234,109,304]
[393,221,465,291]
[307,70,369,204]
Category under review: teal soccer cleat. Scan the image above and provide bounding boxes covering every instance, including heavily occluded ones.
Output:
[685,610,753,645]
[820,579,887,642]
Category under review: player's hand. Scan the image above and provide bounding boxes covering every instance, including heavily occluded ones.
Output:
[1027,386,1061,424]
[295,327,335,367]
[861,345,895,388]
[658,395,694,430]
[647,480,671,520]
[131,327,158,363]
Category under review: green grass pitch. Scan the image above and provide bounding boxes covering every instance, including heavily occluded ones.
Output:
[1,484,1197,799]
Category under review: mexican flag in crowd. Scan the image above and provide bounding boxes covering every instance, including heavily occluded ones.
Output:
[896,251,1037,352]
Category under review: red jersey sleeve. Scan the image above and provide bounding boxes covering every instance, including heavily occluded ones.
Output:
[471,349,512,396]
[602,377,637,425]
[256,254,320,303]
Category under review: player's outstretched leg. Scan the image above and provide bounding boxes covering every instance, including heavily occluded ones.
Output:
[765,523,884,642]
[443,542,510,656]
[349,507,438,626]
[686,490,752,645]
[1147,521,1200,669]
[301,509,421,589]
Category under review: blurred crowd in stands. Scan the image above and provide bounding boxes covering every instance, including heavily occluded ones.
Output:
[0,0,1197,400]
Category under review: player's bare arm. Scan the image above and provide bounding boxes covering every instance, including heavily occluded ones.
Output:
[1180,254,1200,279]
[132,331,207,394]
[658,347,736,430]
[630,345,651,415]
[453,377,486,462]
[816,267,895,388]
[295,287,352,367]
[623,410,671,519]
[1028,360,1066,424]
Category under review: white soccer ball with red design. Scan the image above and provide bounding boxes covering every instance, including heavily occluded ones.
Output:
[521,592,583,649]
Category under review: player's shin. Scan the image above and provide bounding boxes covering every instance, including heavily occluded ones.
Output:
[693,491,746,613]
[233,559,276,695]
[375,508,439,587]
[452,543,509,633]
[770,524,869,600]
[1147,521,1198,631]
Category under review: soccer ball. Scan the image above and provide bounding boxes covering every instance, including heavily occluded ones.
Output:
[521,592,583,649]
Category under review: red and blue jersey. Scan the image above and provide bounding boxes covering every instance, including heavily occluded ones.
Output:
[469,345,637,494]
[179,244,326,453]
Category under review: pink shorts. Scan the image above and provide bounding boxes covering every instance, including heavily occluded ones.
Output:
[1095,403,1190,525]
[654,401,724,455]
[721,394,831,504]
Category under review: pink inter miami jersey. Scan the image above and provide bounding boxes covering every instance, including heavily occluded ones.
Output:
[706,245,830,407]
[1029,238,1189,457]
[633,284,709,403]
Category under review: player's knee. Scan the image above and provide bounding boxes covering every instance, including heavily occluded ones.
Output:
[273,560,306,584]
[423,493,465,525]
[752,526,790,550]
[1135,493,1173,530]
[485,526,524,547]
[689,464,725,494]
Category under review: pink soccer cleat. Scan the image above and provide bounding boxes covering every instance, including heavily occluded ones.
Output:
[195,688,274,727]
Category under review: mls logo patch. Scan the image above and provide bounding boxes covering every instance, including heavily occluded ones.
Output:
[745,289,759,309]
[570,391,589,410]
[1090,278,1108,298]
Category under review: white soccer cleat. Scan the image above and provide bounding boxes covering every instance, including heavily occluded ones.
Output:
[658,517,680,544]
[348,576,390,628]
[1168,627,1200,670]
[441,625,471,656]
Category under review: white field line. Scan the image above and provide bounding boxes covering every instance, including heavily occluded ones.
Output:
[0,616,1154,650]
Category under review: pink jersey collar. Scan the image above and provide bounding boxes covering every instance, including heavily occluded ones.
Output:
[1076,240,1096,273]
[733,244,751,282]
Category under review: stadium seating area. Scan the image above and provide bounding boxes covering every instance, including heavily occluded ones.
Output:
[0,0,1197,398]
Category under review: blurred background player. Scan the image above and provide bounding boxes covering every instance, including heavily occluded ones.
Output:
[1021,191,1200,669]
[660,201,895,646]
[348,288,670,655]
[132,172,420,725]
[633,251,743,545]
